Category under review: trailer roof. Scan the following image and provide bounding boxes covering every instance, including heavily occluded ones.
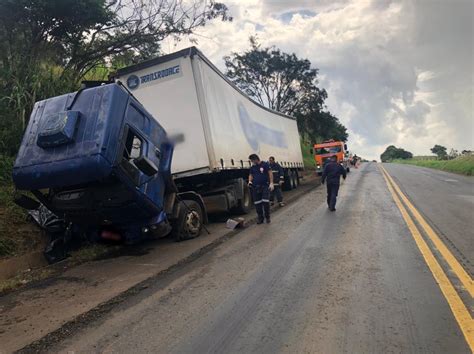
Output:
[114,47,296,121]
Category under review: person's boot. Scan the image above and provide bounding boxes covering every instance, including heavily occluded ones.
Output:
[265,217,271,223]
[279,202,285,207]
[257,218,264,224]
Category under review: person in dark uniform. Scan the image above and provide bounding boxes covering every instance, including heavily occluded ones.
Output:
[268,156,285,207]
[248,154,274,223]
[321,155,346,211]
[352,154,358,167]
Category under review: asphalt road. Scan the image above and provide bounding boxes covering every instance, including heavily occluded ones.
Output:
[53,162,472,353]
[383,163,473,275]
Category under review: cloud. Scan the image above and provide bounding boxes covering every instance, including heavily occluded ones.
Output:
[163,0,473,160]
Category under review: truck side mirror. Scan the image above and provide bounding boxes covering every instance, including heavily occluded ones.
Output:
[134,156,158,176]
[344,144,348,150]
[309,148,314,155]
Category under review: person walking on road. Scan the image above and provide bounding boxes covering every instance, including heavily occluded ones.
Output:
[248,154,274,224]
[268,156,285,207]
[321,155,346,212]
[352,154,359,169]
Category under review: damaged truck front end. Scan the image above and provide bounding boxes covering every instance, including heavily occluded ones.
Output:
[12,83,175,263]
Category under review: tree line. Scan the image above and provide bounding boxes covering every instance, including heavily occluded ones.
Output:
[380,144,472,162]
[0,0,347,159]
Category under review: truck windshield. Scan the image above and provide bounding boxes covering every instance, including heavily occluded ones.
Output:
[315,146,341,155]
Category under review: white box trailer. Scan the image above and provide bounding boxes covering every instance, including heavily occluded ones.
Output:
[113,47,303,214]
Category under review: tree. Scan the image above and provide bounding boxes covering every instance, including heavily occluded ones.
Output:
[0,0,231,156]
[380,145,413,162]
[448,148,459,160]
[224,37,327,116]
[431,145,448,160]
[224,37,347,143]
[296,110,348,143]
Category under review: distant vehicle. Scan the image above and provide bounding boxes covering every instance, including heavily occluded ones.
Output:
[311,139,350,175]
[12,47,304,262]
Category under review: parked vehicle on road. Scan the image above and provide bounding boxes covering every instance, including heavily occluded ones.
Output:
[312,139,350,175]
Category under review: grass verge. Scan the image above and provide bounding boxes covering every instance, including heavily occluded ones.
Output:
[0,155,44,258]
[391,155,474,176]
[301,140,315,169]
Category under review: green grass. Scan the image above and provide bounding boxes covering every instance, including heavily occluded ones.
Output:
[0,155,43,257]
[391,155,474,176]
[301,140,315,169]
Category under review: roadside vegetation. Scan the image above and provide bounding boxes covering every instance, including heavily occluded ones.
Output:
[0,155,43,257]
[380,145,413,162]
[381,142,473,176]
[391,155,474,176]
[301,141,315,169]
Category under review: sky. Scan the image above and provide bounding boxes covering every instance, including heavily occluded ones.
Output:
[162,0,473,160]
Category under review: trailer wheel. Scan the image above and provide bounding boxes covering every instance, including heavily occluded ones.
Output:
[172,200,203,241]
[291,170,298,189]
[292,170,300,188]
[234,183,251,214]
[282,169,293,191]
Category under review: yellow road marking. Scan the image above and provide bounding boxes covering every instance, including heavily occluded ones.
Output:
[380,165,474,297]
[379,166,473,350]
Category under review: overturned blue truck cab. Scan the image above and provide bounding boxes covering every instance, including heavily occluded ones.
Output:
[13,83,206,262]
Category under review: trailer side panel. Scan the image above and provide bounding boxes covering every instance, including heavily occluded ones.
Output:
[193,56,303,169]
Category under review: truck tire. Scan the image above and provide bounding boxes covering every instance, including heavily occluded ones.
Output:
[172,200,203,241]
[291,170,298,189]
[282,169,293,191]
[234,183,251,214]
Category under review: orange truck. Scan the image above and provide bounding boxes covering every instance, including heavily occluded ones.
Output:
[312,140,350,175]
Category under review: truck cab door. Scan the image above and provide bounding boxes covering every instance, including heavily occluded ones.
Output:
[120,126,147,186]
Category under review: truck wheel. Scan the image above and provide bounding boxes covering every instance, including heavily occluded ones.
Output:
[234,183,251,214]
[291,170,298,189]
[283,169,293,191]
[172,200,203,241]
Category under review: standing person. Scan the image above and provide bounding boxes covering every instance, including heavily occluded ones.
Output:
[268,156,285,207]
[248,154,274,224]
[352,154,359,168]
[321,155,347,212]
